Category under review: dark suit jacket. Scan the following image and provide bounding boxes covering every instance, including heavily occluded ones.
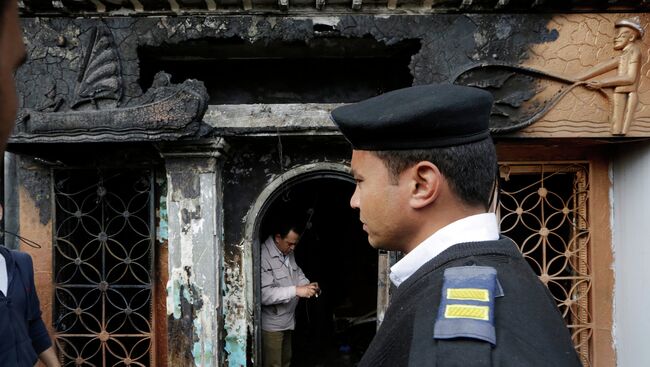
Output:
[359,238,582,367]
[0,246,52,367]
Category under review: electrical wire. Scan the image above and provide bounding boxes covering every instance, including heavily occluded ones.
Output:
[1,230,42,249]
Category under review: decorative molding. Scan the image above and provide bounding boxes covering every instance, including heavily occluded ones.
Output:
[454,63,609,134]
[15,78,208,143]
[12,26,209,144]
[202,103,340,135]
[18,0,650,15]
[71,26,122,110]
[456,14,650,138]
[157,138,230,159]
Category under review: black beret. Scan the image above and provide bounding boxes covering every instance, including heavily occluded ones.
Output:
[330,84,493,150]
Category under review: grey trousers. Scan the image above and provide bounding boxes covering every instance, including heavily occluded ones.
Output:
[262,330,292,367]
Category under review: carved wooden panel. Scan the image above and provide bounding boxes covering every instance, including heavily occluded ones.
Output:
[513,14,650,138]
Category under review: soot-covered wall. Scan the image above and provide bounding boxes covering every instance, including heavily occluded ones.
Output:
[15,13,560,366]
[17,15,557,114]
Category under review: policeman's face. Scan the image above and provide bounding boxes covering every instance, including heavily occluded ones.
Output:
[350,150,411,251]
[0,0,26,152]
[614,27,635,50]
[274,230,300,255]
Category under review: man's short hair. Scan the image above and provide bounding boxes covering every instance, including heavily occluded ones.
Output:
[373,137,497,210]
[275,218,306,238]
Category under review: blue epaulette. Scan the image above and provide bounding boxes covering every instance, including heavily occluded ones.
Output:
[433,266,502,345]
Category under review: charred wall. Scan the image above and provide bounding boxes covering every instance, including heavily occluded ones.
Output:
[16,14,557,114]
[138,37,420,104]
[222,135,352,247]
[15,12,562,367]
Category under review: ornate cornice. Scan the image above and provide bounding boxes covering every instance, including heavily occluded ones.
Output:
[18,0,650,16]
[11,25,209,144]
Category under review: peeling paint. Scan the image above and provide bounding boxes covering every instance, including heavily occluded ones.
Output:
[166,266,202,365]
[223,244,248,367]
[167,267,186,318]
[165,155,221,366]
[192,293,216,366]
[167,257,217,366]
[158,179,169,241]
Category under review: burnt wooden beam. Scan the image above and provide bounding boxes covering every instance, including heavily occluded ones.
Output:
[203,104,340,135]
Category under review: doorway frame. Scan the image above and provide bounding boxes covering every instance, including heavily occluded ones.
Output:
[243,162,362,366]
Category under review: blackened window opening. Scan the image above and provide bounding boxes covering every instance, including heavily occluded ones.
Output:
[52,169,155,367]
[138,37,420,104]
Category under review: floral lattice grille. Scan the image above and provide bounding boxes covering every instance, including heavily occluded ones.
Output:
[498,163,591,367]
[52,169,155,367]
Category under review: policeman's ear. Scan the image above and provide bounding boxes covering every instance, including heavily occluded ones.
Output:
[407,161,441,209]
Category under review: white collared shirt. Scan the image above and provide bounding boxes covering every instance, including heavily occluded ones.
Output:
[389,213,500,287]
[0,252,7,295]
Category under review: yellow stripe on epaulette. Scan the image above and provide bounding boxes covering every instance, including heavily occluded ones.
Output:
[446,288,489,302]
[444,304,490,321]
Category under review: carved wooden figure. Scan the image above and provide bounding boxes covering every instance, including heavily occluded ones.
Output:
[576,17,644,135]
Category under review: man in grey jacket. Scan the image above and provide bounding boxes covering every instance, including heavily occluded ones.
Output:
[261,220,320,367]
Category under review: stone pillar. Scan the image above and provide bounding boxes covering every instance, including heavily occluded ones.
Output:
[161,139,228,367]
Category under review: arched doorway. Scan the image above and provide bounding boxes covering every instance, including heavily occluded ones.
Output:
[253,165,377,366]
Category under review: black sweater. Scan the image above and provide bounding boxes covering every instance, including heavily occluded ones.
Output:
[359,238,582,367]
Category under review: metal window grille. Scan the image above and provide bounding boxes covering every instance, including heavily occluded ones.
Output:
[498,163,591,366]
[52,169,155,367]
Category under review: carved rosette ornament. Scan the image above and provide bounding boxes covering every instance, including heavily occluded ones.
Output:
[13,26,209,143]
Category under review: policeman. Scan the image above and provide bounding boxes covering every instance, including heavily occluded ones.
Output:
[330,84,582,366]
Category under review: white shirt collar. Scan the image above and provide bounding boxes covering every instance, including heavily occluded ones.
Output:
[389,213,500,287]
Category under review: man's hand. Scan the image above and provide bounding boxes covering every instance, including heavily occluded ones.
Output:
[296,283,320,298]
[585,80,602,90]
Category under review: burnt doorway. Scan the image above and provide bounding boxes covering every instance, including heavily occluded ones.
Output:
[258,174,377,367]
